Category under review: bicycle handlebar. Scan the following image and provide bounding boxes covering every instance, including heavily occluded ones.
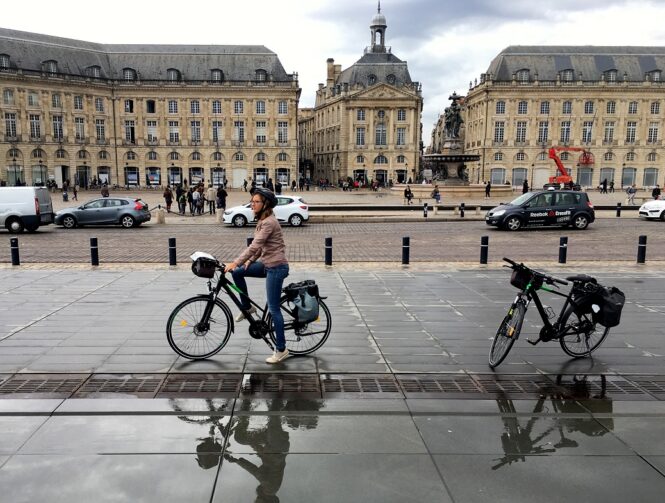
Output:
[502,257,569,286]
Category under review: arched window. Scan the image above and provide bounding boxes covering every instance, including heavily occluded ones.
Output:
[512,168,528,186]
[537,152,548,161]
[234,152,244,161]
[647,152,657,162]
[368,74,377,85]
[86,66,101,78]
[356,155,365,163]
[169,152,179,161]
[604,69,618,82]
[386,74,396,85]
[123,68,137,81]
[78,150,89,160]
[650,70,662,82]
[213,152,223,161]
[626,152,636,162]
[277,153,288,162]
[644,168,659,186]
[43,60,58,75]
[490,167,506,184]
[99,151,108,160]
[396,155,405,163]
[148,151,157,161]
[255,69,267,81]
[256,152,266,161]
[494,152,504,161]
[516,69,530,83]
[373,155,388,164]
[604,152,614,161]
[56,149,67,159]
[561,69,574,82]
[31,149,44,159]
[125,151,136,160]
[167,69,181,82]
[211,69,224,82]
[515,152,526,161]
[191,152,201,161]
[560,152,570,161]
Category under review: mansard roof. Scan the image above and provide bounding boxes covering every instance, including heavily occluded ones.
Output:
[487,46,665,81]
[336,51,412,87]
[0,27,291,81]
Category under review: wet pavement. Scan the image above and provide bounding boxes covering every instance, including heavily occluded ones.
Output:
[2,265,665,501]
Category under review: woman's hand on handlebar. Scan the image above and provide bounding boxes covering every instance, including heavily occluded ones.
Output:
[224,261,238,273]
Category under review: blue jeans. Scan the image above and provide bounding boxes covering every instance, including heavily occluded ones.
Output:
[232,262,290,351]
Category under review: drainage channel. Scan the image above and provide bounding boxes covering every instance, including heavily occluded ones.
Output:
[0,373,660,400]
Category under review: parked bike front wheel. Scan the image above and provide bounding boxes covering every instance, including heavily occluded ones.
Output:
[267,297,332,355]
[489,301,526,368]
[166,295,233,360]
[558,307,610,357]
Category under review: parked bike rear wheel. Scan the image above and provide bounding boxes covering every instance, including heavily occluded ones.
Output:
[267,297,331,355]
[166,295,233,360]
[489,301,526,368]
[559,307,610,357]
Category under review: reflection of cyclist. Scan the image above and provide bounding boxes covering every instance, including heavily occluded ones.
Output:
[224,187,290,364]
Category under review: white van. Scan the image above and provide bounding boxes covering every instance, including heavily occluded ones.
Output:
[0,187,55,233]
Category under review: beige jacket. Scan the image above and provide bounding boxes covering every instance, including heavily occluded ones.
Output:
[234,215,288,268]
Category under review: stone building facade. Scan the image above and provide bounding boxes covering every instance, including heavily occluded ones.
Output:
[300,7,423,186]
[0,28,299,188]
[462,46,665,190]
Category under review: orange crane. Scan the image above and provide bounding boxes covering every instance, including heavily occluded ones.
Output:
[544,146,594,190]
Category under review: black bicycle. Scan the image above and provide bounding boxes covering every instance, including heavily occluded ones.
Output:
[166,252,331,360]
[489,258,614,368]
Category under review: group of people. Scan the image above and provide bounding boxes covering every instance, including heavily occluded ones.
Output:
[600,179,616,194]
[162,183,228,215]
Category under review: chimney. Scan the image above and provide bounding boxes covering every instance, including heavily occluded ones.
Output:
[334,64,342,81]
[326,58,335,87]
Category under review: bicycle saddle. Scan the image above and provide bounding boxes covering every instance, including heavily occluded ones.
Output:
[565,274,597,283]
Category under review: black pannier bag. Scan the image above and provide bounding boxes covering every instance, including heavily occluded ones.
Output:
[283,280,320,323]
[593,286,626,328]
[192,257,218,278]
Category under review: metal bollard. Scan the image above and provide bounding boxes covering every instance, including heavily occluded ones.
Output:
[423,202,428,218]
[480,236,489,264]
[558,236,568,264]
[616,202,622,218]
[460,202,465,218]
[168,237,177,266]
[10,237,20,266]
[324,237,333,266]
[637,235,647,264]
[402,237,410,265]
[246,237,254,247]
[90,237,99,266]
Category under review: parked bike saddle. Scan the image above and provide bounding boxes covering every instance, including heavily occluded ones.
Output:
[565,274,597,283]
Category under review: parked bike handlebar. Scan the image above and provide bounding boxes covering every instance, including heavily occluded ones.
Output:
[502,257,569,286]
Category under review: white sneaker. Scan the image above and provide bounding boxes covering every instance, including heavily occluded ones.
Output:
[235,306,256,322]
[266,349,290,364]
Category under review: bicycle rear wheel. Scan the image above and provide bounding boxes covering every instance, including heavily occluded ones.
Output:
[166,295,233,360]
[489,301,526,368]
[267,297,331,355]
[559,306,610,357]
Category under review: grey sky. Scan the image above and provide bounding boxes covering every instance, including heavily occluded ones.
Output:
[3,0,665,145]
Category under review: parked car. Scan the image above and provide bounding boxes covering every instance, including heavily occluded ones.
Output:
[638,199,665,220]
[55,197,151,229]
[485,190,595,231]
[223,196,309,227]
[0,186,54,233]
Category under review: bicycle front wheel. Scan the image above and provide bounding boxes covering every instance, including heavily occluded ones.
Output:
[559,307,610,357]
[267,297,332,355]
[489,301,526,368]
[166,296,233,360]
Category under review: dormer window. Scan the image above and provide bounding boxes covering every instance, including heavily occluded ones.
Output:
[123,68,137,81]
[604,69,617,82]
[516,69,530,83]
[368,74,377,85]
[0,54,9,70]
[255,69,267,81]
[87,65,101,78]
[167,69,181,82]
[43,60,58,75]
[561,69,574,82]
[650,70,662,82]
[386,74,396,85]
[211,69,223,82]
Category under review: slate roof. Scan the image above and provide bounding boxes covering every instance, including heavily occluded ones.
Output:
[487,46,665,81]
[335,52,412,87]
[0,27,291,81]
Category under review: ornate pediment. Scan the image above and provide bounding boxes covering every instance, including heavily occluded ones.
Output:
[352,84,413,101]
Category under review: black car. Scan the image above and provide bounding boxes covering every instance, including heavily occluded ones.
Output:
[485,190,595,231]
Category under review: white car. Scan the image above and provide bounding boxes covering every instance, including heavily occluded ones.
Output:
[638,199,665,220]
[223,195,309,227]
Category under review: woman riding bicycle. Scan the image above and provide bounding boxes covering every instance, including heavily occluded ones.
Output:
[224,187,290,364]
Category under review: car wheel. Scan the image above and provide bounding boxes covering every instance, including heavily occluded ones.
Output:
[121,215,135,228]
[573,214,589,230]
[61,215,77,229]
[232,214,247,228]
[660,210,665,222]
[504,216,522,231]
[288,214,303,227]
[6,217,24,234]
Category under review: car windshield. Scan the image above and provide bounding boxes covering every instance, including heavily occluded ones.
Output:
[509,192,535,206]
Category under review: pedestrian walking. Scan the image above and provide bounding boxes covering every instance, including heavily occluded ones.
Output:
[609,180,615,193]
[72,183,78,201]
[485,181,492,199]
[291,180,296,192]
[206,184,217,214]
[178,191,187,215]
[626,184,637,205]
[100,183,109,197]
[216,185,228,212]
[601,178,608,194]
[522,180,529,194]
[243,179,248,192]
[652,184,661,200]
[187,188,195,214]
[163,186,173,212]
[275,180,282,195]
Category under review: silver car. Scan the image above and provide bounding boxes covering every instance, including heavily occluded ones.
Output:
[55,197,151,229]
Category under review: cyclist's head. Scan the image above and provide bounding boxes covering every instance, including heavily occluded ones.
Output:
[249,187,277,219]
